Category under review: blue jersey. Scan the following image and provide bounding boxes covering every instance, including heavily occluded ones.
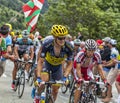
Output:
[41,39,74,66]
[15,38,34,52]
[1,35,12,61]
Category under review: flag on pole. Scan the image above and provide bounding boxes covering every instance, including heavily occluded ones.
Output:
[22,0,44,32]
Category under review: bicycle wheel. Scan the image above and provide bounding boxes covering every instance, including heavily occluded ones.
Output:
[28,69,35,86]
[69,86,75,103]
[61,84,68,94]
[14,79,19,92]
[45,94,54,103]
[18,70,25,98]
[86,94,97,103]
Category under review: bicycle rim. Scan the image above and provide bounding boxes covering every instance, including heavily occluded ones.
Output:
[69,87,75,103]
[45,95,54,103]
[18,71,25,98]
[61,84,68,94]
[28,71,34,86]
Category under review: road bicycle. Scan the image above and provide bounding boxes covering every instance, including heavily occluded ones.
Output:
[14,59,33,98]
[27,63,36,86]
[34,70,64,103]
[69,79,107,103]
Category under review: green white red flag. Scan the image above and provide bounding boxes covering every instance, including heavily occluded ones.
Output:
[22,0,44,32]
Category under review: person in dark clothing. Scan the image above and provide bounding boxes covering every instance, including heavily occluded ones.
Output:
[101,37,111,76]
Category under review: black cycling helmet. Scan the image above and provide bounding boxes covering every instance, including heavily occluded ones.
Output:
[0,24,9,35]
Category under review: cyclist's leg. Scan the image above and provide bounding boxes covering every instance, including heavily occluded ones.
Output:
[74,67,89,103]
[37,72,49,94]
[74,83,81,103]
[23,52,31,79]
[11,62,18,89]
[51,65,63,101]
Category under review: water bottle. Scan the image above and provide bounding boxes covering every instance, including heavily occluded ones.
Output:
[40,92,45,103]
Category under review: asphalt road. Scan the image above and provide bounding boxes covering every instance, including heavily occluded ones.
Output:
[0,60,119,103]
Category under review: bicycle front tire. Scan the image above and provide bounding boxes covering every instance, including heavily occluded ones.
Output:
[18,70,25,98]
[45,95,54,103]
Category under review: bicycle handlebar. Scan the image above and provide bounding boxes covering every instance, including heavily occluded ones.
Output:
[83,80,104,85]
[40,80,65,85]
[16,59,33,64]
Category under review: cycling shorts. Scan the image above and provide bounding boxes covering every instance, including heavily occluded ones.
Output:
[18,50,29,58]
[44,60,63,80]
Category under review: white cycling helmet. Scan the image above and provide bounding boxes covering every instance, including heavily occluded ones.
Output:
[22,30,29,39]
[74,39,81,45]
[102,37,111,42]
[85,39,97,50]
[109,39,117,45]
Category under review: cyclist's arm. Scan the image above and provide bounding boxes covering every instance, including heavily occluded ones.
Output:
[76,63,82,79]
[37,47,44,77]
[64,60,73,77]
[97,64,106,80]
[29,46,34,60]
[14,45,19,59]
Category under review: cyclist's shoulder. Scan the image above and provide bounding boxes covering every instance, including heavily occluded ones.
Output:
[42,36,54,44]
[42,38,54,48]
[93,51,101,60]
[76,50,85,58]
[27,38,33,44]
[65,41,74,51]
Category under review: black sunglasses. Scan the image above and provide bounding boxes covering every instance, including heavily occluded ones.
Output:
[57,37,66,40]
[74,44,80,46]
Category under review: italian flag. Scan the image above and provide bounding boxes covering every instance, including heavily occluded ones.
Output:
[22,0,44,32]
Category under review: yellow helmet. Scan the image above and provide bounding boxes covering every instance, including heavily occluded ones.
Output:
[10,31,15,37]
[5,23,12,31]
[51,25,68,37]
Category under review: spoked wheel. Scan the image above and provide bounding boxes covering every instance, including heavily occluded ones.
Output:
[45,95,54,103]
[61,84,68,94]
[69,87,75,103]
[18,71,25,98]
[13,80,19,92]
[80,94,97,103]
[28,70,35,86]
[88,94,97,103]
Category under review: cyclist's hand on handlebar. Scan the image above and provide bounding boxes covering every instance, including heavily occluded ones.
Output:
[103,79,109,85]
[28,59,33,63]
[62,76,69,85]
[77,78,83,84]
[62,77,67,82]
[34,77,42,86]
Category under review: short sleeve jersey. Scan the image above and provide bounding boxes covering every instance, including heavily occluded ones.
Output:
[40,39,74,66]
[74,50,102,68]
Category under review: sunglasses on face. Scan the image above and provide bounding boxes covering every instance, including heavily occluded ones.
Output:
[74,44,80,46]
[87,49,95,52]
[57,37,66,40]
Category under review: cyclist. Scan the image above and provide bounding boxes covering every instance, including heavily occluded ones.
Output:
[74,39,107,103]
[11,30,34,89]
[32,25,74,102]
[73,39,81,57]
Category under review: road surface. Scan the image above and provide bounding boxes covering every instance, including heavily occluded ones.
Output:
[0,60,118,103]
